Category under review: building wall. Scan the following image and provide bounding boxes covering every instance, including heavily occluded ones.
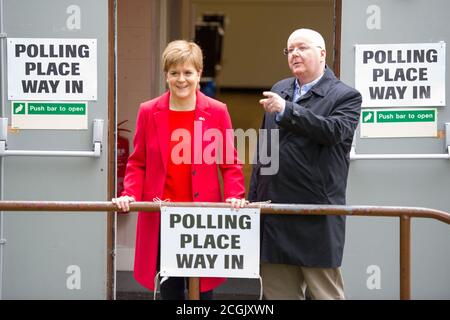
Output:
[192,0,335,88]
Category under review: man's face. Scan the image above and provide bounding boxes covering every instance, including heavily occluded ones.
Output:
[286,33,325,82]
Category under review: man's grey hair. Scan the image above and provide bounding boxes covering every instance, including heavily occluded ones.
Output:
[288,28,326,51]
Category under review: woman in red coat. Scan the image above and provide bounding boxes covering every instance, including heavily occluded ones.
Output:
[113,40,246,300]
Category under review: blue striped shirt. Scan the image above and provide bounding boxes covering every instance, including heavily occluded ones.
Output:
[276,73,324,120]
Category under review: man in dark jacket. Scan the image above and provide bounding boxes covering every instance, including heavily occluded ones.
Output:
[249,28,362,299]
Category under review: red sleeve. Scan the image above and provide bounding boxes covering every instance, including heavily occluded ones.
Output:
[121,103,147,201]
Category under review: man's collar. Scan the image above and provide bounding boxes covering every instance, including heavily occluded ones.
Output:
[297,72,323,87]
[279,66,336,99]
[295,73,324,94]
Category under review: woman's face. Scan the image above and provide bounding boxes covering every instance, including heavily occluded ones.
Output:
[166,62,201,103]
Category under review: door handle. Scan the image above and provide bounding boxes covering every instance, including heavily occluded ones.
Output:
[0,118,103,158]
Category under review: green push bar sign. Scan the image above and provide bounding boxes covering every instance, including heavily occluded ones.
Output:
[360,108,437,138]
[11,101,88,129]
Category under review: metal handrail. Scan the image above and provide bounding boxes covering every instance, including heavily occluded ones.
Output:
[350,146,450,160]
[0,200,449,300]
[350,122,450,161]
[0,119,104,158]
[0,141,102,157]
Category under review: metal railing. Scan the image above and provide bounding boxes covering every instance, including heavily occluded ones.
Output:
[0,200,449,300]
[0,118,104,158]
[350,123,450,161]
[350,146,450,160]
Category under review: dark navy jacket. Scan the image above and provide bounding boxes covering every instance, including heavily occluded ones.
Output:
[249,67,362,267]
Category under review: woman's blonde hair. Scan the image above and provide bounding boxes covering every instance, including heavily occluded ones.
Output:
[162,40,203,72]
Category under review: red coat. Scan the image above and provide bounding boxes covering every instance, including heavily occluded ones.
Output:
[122,90,245,292]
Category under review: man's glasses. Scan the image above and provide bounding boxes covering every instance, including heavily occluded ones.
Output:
[283,45,322,55]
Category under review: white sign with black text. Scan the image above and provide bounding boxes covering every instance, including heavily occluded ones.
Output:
[355,42,445,108]
[7,38,97,101]
[160,206,260,278]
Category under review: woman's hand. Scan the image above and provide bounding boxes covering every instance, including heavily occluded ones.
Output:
[112,195,136,212]
[226,198,248,211]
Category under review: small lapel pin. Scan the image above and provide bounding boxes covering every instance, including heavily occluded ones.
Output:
[198,116,205,121]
